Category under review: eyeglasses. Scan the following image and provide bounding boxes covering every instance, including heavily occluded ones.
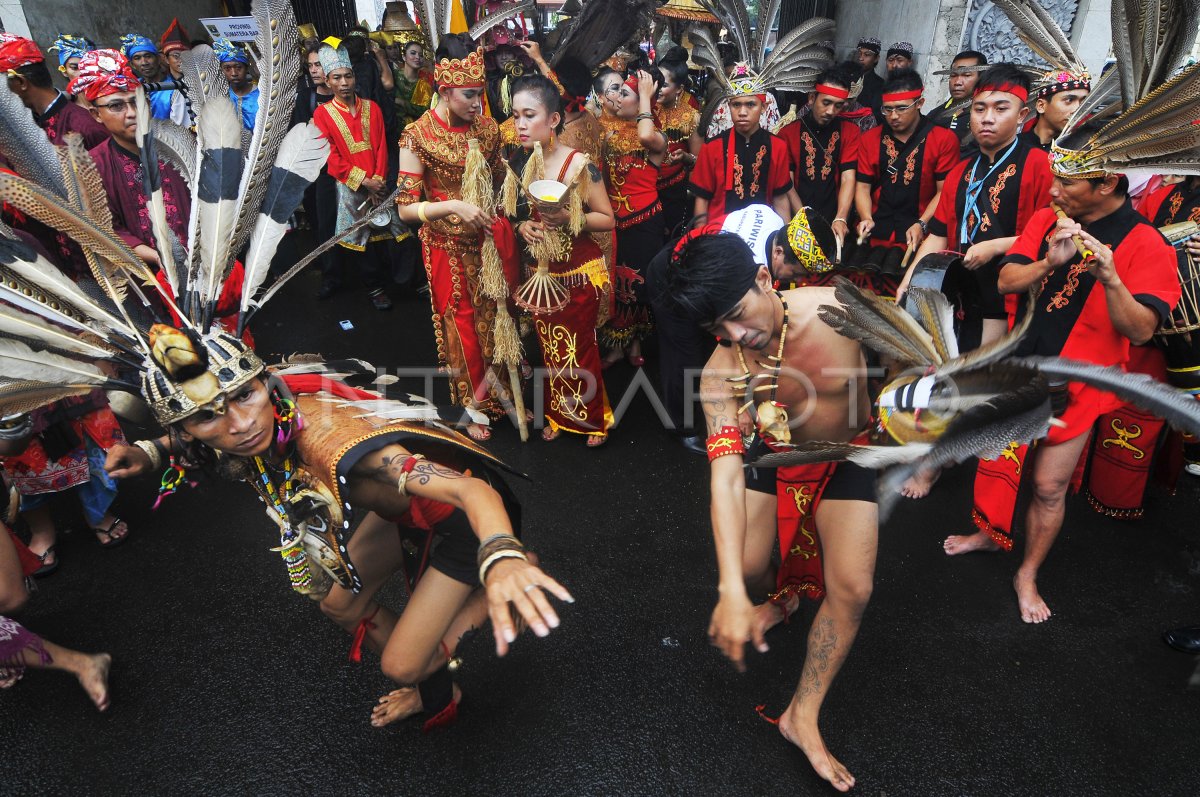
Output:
[94,98,137,113]
[880,100,920,116]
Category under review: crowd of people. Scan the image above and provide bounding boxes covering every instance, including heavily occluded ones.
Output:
[1,0,1200,791]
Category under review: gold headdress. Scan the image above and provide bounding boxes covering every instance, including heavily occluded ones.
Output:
[1050,0,1200,179]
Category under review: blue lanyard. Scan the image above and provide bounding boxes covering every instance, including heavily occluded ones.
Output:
[959,138,1020,246]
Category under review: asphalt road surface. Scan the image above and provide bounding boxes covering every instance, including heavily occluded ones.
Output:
[3,253,1199,796]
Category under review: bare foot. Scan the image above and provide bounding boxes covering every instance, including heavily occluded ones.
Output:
[1014,571,1051,624]
[77,653,112,712]
[370,687,421,727]
[752,594,800,639]
[467,423,492,442]
[778,710,856,792]
[542,426,561,442]
[943,531,1001,556]
[899,467,939,498]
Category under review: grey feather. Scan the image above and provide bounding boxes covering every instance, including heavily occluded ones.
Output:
[149,118,197,187]
[906,287,959,362]
[1017,356,1200,437]
[749,440,932,469]
[0,89,67,199]
[227,0,302,261]
[821,277,941,366]
[179,45,230,116]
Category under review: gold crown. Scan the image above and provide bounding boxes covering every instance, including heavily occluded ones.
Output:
[435,47,486,88]
[1048,142,1108,180]
[726,62,766,98]
[142,326,265,425]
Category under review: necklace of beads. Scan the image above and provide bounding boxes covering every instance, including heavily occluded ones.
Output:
[252,452,314,593]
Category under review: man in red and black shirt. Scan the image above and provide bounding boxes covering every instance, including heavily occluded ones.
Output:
[899,64,1053,348]
[690,92,792,222]
[777,66,859,244]
[855,69,959,251]
[948,144,1180,624]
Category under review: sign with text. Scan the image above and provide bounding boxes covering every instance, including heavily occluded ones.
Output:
[200,17,260,43]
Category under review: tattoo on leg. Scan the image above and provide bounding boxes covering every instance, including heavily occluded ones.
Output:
[797,617,837,700]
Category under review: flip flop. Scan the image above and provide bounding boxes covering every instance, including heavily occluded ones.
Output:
[32,545,58,578]
[93,518,130,549]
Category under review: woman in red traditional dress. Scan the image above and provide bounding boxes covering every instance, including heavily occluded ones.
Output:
[506,75,616,447]
[600,63,667,367]
[655,57,702,239]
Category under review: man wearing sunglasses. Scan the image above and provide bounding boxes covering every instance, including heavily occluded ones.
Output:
[854,69,959,259]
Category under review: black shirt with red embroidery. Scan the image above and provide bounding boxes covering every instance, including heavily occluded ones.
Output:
[857,116,960,242]
[689,128,792,218]
[777,117,859,221]
[1140,179,1200,226]
[1004,200,1179,362]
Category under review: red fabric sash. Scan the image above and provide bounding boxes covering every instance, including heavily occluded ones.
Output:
[775,461,839,601]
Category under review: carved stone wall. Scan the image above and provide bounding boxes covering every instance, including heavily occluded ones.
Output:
[963,0,1079,67]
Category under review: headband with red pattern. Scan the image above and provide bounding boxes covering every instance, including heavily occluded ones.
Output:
[0,35,45,73]
[67,49,139,102]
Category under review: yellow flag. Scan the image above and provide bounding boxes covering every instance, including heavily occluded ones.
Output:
[449,0,468,33]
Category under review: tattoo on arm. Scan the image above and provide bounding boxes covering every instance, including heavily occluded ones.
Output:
[372,452,466,486]
[700,374,737,434]
[587,162,602,183]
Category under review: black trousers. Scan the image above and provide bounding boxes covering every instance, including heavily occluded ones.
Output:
[648,262,716,435]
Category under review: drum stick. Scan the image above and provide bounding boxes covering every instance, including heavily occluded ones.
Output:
[1050,202,1094,261]
[900,241,916,273]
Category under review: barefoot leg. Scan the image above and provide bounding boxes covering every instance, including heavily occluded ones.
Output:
[24,639,112,711]
[374,569,478,727]
[320,513,404,653]
[943,530,1001,556]
[899,466,940,499]
[778,499,877,793]
[751,593,800,639]
[1013,431,1090,624]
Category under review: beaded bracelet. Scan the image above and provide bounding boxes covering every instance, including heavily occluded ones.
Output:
[134,439,163,470]
[476,534,524,568]
[479,549,529,585]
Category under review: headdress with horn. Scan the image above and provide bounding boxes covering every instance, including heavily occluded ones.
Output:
[687,0,834,136]
[1049,0,1200,179]
[0,0,364,429]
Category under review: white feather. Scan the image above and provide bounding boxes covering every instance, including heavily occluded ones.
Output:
[0,338,111,385]
[0,246,130,334]
[240,123,330,317]
[135,87,182,295]
[0,300,119,360]
[192,96,244,311]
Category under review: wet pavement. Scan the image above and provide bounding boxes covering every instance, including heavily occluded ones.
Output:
[3,254,1200,796]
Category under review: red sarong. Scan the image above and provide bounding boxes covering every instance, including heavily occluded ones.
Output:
[775,460,839,601]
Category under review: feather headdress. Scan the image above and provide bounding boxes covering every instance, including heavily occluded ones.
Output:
[752,278,1200,519]
[689,1,833,136]
[1051,0,1200,179]
[0,0,334,428]
[992,0,1091,100]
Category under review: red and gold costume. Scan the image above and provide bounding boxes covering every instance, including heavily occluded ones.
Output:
[601,117,661,348]
[971,202,1181,548]
[517,151,613,438]
[399,108,509,417]
[655,100,699,236]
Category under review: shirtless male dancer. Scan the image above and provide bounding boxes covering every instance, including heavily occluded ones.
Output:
[663,231,876,792]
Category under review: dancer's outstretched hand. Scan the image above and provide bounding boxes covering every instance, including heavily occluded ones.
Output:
[708,591,767,673]
[484,558,574,657]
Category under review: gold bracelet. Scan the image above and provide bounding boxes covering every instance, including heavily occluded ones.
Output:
[417,201,430,223]
[479,549,529,585]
